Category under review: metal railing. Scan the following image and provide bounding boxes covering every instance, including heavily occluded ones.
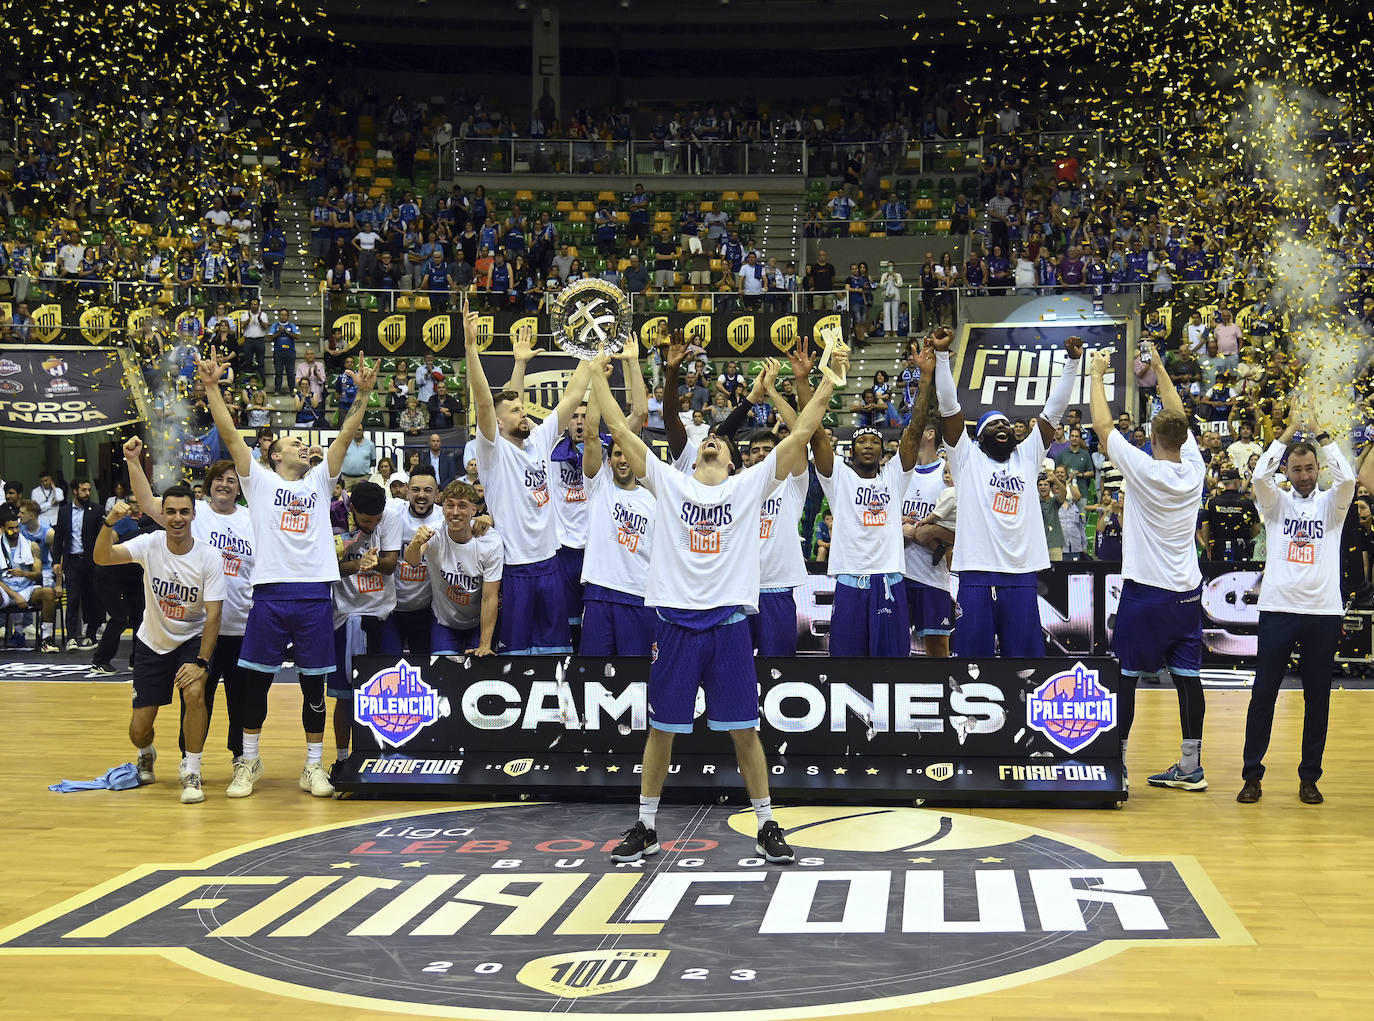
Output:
[439,138,807,179]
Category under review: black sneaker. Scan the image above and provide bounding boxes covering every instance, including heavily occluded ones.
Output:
[756,820,795,864]
[329,759,347,785]
[89,661,118,676]
[610,821,660,862]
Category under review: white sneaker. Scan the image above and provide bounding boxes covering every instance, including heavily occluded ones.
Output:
[66,639,81,652]
[299,761,334,798]
[136,748,157,785]
[227,757,264,798]
[180,772,205,804]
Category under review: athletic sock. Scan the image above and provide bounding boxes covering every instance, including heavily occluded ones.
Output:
[138,744,155,758]
[242,733,260,760]
[638,795,660,829]
[336,746,350,762]
[306,741,323,765]
[183,752,203,775]
[751,797,774,826]
[1180,739,1201,774]
[41,622,53,637]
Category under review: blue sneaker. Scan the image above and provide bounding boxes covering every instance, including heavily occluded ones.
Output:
[1147,763,1208,791]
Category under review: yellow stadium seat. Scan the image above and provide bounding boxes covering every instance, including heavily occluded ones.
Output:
[880,178,891,192]
[413,296,432,311]
[935,220,952,232]
[569,211,587,223]
[368,186,386,198]
[395,295,413,311]
[515,189,534,202]
[740,211,757,224]
[358,158,375,170]
[597,190,616,201]
[566,246,578,258]
[721,190,740,202]
[617,258,631,271]
[653,210,672,222]
[132,223,152,237]
[869,231,887,238]
[576,200,596,212]
[710,258,723,272]
[415,149,434,162]
[677,298,697,312]
[374,177,392,190]
[848,221,869,236]
[741,190,759,202]
[699,201,714,212]
[614,210,629,223]
[556,200,575,212]
[681,284,694,294]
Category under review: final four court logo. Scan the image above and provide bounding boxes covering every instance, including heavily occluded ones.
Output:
[0,803,1247,1018]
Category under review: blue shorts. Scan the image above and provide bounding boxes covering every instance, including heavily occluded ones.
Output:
[556,545,586,624]
[499,559,572,655]
[432,621,479,656]
[1114,580,1202,676]
[953,571,1044,658]
[581,586,656,656]
[906,579,955,637]
[239,583,336,675]
[750,589,798,656]
[649,612,758,733]
[829,573,909,658]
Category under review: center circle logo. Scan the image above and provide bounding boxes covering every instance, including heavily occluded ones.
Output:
[0,803,1243,1017]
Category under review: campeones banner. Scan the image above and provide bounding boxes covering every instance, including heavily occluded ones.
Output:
[951,321,1135,420]
[0,345,147,434]
[340,655,1125,803]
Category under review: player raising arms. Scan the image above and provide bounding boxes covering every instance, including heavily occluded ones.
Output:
[1089,342,1207,791]
[125,441,264,798]
[587,350,840,865]
[94,488,224,804]
[932,327,1083,656]
[197,346,379,798]
[810,337,936,657]
[464,295,599,655]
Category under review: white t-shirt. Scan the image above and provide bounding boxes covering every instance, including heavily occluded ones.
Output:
[902,462,955,590]
[582,469,655,597]
[640,451,780,614]
[548,449,590,549]
[1254,440,1355,615]
[817,456,914,577]
[122,533,226,654]
[355,229,381,252]
[423,529,504,631]
[330,510,403,628]
[243,459,340,585]
[1106,431,1205,591]
[392,500,444,611]
[759,471,809,589]
[32,484,63,528]
[948,428,1049,573]
[672,438,700,475]
[190,502,255,636]
[474,415,560,565]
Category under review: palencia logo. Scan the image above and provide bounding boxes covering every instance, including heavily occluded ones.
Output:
[0,803,1246,1018]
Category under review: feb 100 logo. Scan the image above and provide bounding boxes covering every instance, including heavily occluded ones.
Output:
[354,660,450,747]
[1025,661,1117,754]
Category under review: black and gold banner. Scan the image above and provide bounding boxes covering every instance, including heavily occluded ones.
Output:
[0,345,147,435]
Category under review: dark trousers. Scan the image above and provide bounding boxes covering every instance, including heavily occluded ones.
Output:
[274,345,296,393]
[63,554,103,642]
[380,607,433,656]
[240,337,266,381]
[1243,611,1340,782]
[92,567,142,666]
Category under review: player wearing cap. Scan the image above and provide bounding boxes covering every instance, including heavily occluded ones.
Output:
[404,481,503,656]
[810,340,935,657]
[124,443,267,798]
[901,422,957,657]
[464,298,597,655]
[328,481,401,774]
[380,467,444,655]
[587,352,840,865]
[1198,465,1261,561]
[1238,397,1355,806]
[578,374,656,655]
[93,488,224,804]
[197,346,380,799]
[932,327,1084,656]
[1090,344,1208,791]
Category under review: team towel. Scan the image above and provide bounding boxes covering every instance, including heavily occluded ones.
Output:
[49,763,142,793]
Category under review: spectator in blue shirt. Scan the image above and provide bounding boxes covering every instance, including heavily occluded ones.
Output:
[269,309,299,395]
[880,192,909,235]
[335,356,359,427]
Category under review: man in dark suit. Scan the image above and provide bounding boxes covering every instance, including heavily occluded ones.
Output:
[54,477,105,650]
[418,432,459,487]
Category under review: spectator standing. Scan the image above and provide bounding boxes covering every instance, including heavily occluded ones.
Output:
[269,309,299,395]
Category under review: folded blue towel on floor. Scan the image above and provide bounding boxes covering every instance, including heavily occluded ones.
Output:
[49,762,142,792]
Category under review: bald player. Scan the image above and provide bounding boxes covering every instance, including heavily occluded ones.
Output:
[932,328,1084,656]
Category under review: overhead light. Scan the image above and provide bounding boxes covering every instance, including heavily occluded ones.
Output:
[516,0,529,9]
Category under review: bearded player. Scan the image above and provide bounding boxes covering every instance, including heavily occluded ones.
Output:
[198,347,380,798]
[464,295,598,654]
[932,327,1083,656]
[380,467,443,655]
[587,351,840,865]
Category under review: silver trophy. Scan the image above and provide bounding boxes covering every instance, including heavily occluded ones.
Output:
[549,278,632,359]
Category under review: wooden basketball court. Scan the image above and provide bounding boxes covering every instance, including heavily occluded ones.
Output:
[1,680,1370,1020]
